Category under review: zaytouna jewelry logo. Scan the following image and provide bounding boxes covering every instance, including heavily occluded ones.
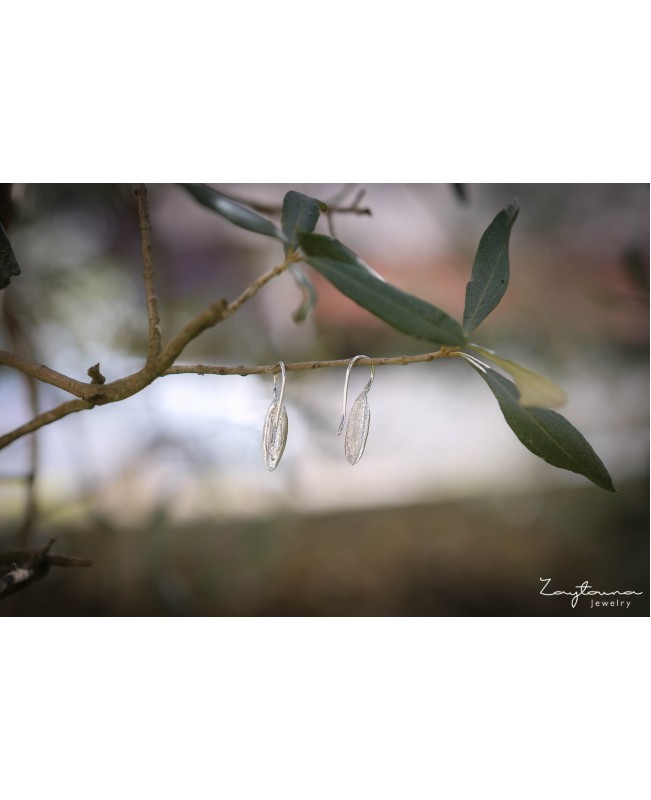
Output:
[539,578,643,609]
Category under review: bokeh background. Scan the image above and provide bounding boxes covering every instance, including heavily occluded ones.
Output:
[1,183,648,615]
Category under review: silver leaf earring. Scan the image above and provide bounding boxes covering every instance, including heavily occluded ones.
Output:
[262,361,288,471]
[338,355,375,465]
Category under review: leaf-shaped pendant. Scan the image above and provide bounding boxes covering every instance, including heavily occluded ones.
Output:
[344,391,371,465]
[262,399,288,471]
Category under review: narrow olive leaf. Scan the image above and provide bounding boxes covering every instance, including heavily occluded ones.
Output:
[344,391,371,465]
[288,264,318,323]
[180,184,286,242]
[463,200,519,333]
[469,344,567,408]
[281,191,323,322]
[465,358,615,491]
[299,233,467,347]
[282,190,323,249]
[0,221,21,290]
[261,399,288,471]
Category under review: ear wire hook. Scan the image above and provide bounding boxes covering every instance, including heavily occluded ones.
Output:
[273,361,286,428]
[337,355,375,435]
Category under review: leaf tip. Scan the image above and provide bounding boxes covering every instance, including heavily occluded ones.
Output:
[505,198,520,226]
[600,474,617,492]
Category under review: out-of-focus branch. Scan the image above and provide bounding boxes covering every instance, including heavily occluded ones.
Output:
[225,188,372,219]
[0,538,92,599]
[2,290,41,546]
[17,372,38,546]
[135,184,162,363]
[324,186,369,238]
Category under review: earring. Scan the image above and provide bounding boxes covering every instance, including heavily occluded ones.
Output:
[338,355,375,465]
[262,361,288,471]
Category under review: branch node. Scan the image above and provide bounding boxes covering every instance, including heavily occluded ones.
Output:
[87,363,106,384]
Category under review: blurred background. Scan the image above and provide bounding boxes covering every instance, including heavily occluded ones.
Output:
[0,183,648,615]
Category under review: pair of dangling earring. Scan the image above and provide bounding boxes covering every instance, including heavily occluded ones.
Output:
[262,355,376,471]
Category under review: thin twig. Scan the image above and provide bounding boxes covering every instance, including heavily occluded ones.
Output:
[2,294,41,546]
[17,373,39,546]
[0,538,92,598]
[222,256,297,319]
[150,254,297,375]
[0,399,93,451]
[224,194,372,218]
[0,350,89,397]
[324,185,370,237]
[163,349,453,377]
[134,184,162,362]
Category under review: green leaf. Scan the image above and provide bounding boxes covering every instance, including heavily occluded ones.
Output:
[281,192,324,322]
[299,233,467,347]
[181,184,285,242]
[469,344,567,408]
[282,190,323,249]
[0,221,21,290]
[463,200,519,333]
[465,357,615,491]
[288,264,318,323]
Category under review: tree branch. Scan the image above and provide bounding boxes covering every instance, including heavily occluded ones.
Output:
[0,253,298,448]
[135,184,162,363]
[0,348,457,451]
[2,291,43,546]
[163,349,453,377]
[0,399,93,450]
[0,350,89,397]
[0,183,420,455]
[224,192,372,219]
[17,371,38,546]
[221,255,297,319]
[0,538,92,599]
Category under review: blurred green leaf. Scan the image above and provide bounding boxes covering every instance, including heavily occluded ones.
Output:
[0,221,21,290]
[463,200,519,333]
[469,344,567,408]
[181,184,285,242]
[288,264,318,323]
[299,233,467,347]
[282,192,322,322]
[282,191,323,249]
[467,358,615,491]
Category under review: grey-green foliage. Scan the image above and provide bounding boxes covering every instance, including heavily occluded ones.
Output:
[281,190,324,249]
[181,184,285,241]
[468,361,614,491]
[463,200,519,333]
[281,190,324,323]
[299,233,467,347]
[182,185,614,490]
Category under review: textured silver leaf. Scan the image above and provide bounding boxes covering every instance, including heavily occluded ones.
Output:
[344,391,370,465]
[262,400,288,471]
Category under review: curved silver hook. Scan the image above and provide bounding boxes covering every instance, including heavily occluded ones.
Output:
[337,355,375,435]
[273,361,286,427]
